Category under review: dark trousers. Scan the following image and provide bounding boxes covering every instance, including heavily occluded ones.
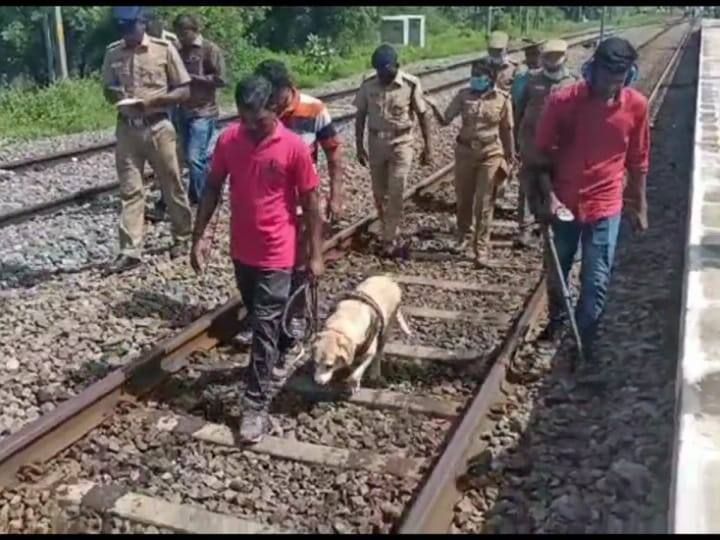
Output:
[545,212,621,352]
[233,261,292,411]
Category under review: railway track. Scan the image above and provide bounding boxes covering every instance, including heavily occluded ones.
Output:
[0,22,680,230]
[0,23,643,173]
[0,19,694,534]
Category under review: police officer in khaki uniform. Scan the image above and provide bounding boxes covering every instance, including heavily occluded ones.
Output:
[433,57,514,266]
[102,6,193,273]
[515,39,578,247]
[486,31,519,206]
[487,31,519,92]
[354,44,433,257]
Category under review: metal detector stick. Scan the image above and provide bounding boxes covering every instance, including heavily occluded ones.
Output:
[544,207,586,368]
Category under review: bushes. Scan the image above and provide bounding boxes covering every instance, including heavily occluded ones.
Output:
[0,6,667,141]
[0,76,113,140]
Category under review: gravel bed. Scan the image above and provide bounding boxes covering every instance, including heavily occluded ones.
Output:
[44,408,417,533]
[450,22,695,534]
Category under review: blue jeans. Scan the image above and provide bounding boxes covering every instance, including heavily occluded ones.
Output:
[545,212,621,351]
[176,112,217,204]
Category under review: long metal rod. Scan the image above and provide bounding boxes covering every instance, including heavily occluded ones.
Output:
[544,224,585,369]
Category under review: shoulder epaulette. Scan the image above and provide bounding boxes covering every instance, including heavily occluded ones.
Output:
[148,36,170,47]
[106,39,123,51]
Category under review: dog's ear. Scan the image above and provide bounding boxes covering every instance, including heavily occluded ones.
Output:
[336,333,357,365]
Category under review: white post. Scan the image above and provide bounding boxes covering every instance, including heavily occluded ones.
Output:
[403,17,409,46]
[54,5,69,80]
[420,16,426,48]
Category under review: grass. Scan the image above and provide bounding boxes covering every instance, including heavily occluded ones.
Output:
[0,12,670,144]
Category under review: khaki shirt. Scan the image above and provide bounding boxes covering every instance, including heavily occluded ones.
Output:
[101,33,191,117]
[517,69,578,162]
[444,87,513,160]
[177,35,226,118]
[353,69,428,144]
[160,30,180,51]
[495,60,519,92]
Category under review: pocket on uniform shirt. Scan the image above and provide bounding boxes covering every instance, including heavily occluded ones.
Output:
[480,104,502,123]
[391,104,407,119]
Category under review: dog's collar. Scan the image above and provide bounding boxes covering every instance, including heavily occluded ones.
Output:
[335,290,387,358]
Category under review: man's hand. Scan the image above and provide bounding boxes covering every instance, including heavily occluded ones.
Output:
[626,204,648,233]
[356,144,369,167]
[309,253,325,279]
[190,236,209,275]
[537,192,565,224]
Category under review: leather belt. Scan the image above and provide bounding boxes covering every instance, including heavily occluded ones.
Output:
[369,127,411,140]
[335,290,387,358]
[456,135,498,151]
[119,113,169,128]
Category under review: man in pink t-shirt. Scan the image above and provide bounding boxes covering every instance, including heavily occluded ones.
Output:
[190,75,324,443]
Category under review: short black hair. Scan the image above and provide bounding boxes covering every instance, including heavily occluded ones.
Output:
[594,37,638,73]
[234,75,273,112]
[254,59,294,91]
[174,13,199,31]
[371,44,398,69]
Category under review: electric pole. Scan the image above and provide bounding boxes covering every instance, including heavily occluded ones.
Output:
[486,6,493,39]
[43,10,56,83]
[54,6,69,80]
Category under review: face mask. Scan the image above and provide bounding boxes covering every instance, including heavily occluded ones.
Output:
[489,52,507,66]
[543,66,566,81]
[470,76,492,92]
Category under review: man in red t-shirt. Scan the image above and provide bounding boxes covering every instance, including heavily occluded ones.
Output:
[533,37,649,365]
[190,75,324,443]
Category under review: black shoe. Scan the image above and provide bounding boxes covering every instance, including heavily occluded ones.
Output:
[107,254,142,274]
[169,241,190,259]
[239,409,269,444]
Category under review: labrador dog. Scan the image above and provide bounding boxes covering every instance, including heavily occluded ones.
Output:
[312,275,411,391]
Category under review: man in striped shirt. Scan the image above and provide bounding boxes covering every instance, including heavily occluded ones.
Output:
[230,60,343,373]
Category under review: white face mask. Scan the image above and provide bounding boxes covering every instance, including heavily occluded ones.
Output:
[489,52,507,65]
[543,67,567,81]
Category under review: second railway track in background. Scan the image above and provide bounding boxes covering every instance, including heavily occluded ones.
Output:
[0,20,695,534]
[0,21,682,229]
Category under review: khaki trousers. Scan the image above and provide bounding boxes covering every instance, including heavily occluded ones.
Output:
[115,119,192,258]
[453,143,507,247]
[368,135,414,245]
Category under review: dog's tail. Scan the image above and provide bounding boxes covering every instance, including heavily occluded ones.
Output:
[395,308,412,336]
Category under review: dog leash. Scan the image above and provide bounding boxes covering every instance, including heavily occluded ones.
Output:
[281,273,319,346]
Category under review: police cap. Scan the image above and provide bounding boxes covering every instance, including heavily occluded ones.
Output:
[111,6,148,22]
[543,39,568,54]
[488,31,509,49]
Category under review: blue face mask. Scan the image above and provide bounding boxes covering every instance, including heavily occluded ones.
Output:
[470,76,492,92]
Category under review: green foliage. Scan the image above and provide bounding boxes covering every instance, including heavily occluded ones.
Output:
[0,76,113,140]
[0,5,670,142]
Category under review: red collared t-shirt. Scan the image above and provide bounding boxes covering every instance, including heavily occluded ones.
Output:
[208,121,319,268]
[534,80,650,223]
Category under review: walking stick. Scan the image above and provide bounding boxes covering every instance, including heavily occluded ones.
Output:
[537,173,586,368]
